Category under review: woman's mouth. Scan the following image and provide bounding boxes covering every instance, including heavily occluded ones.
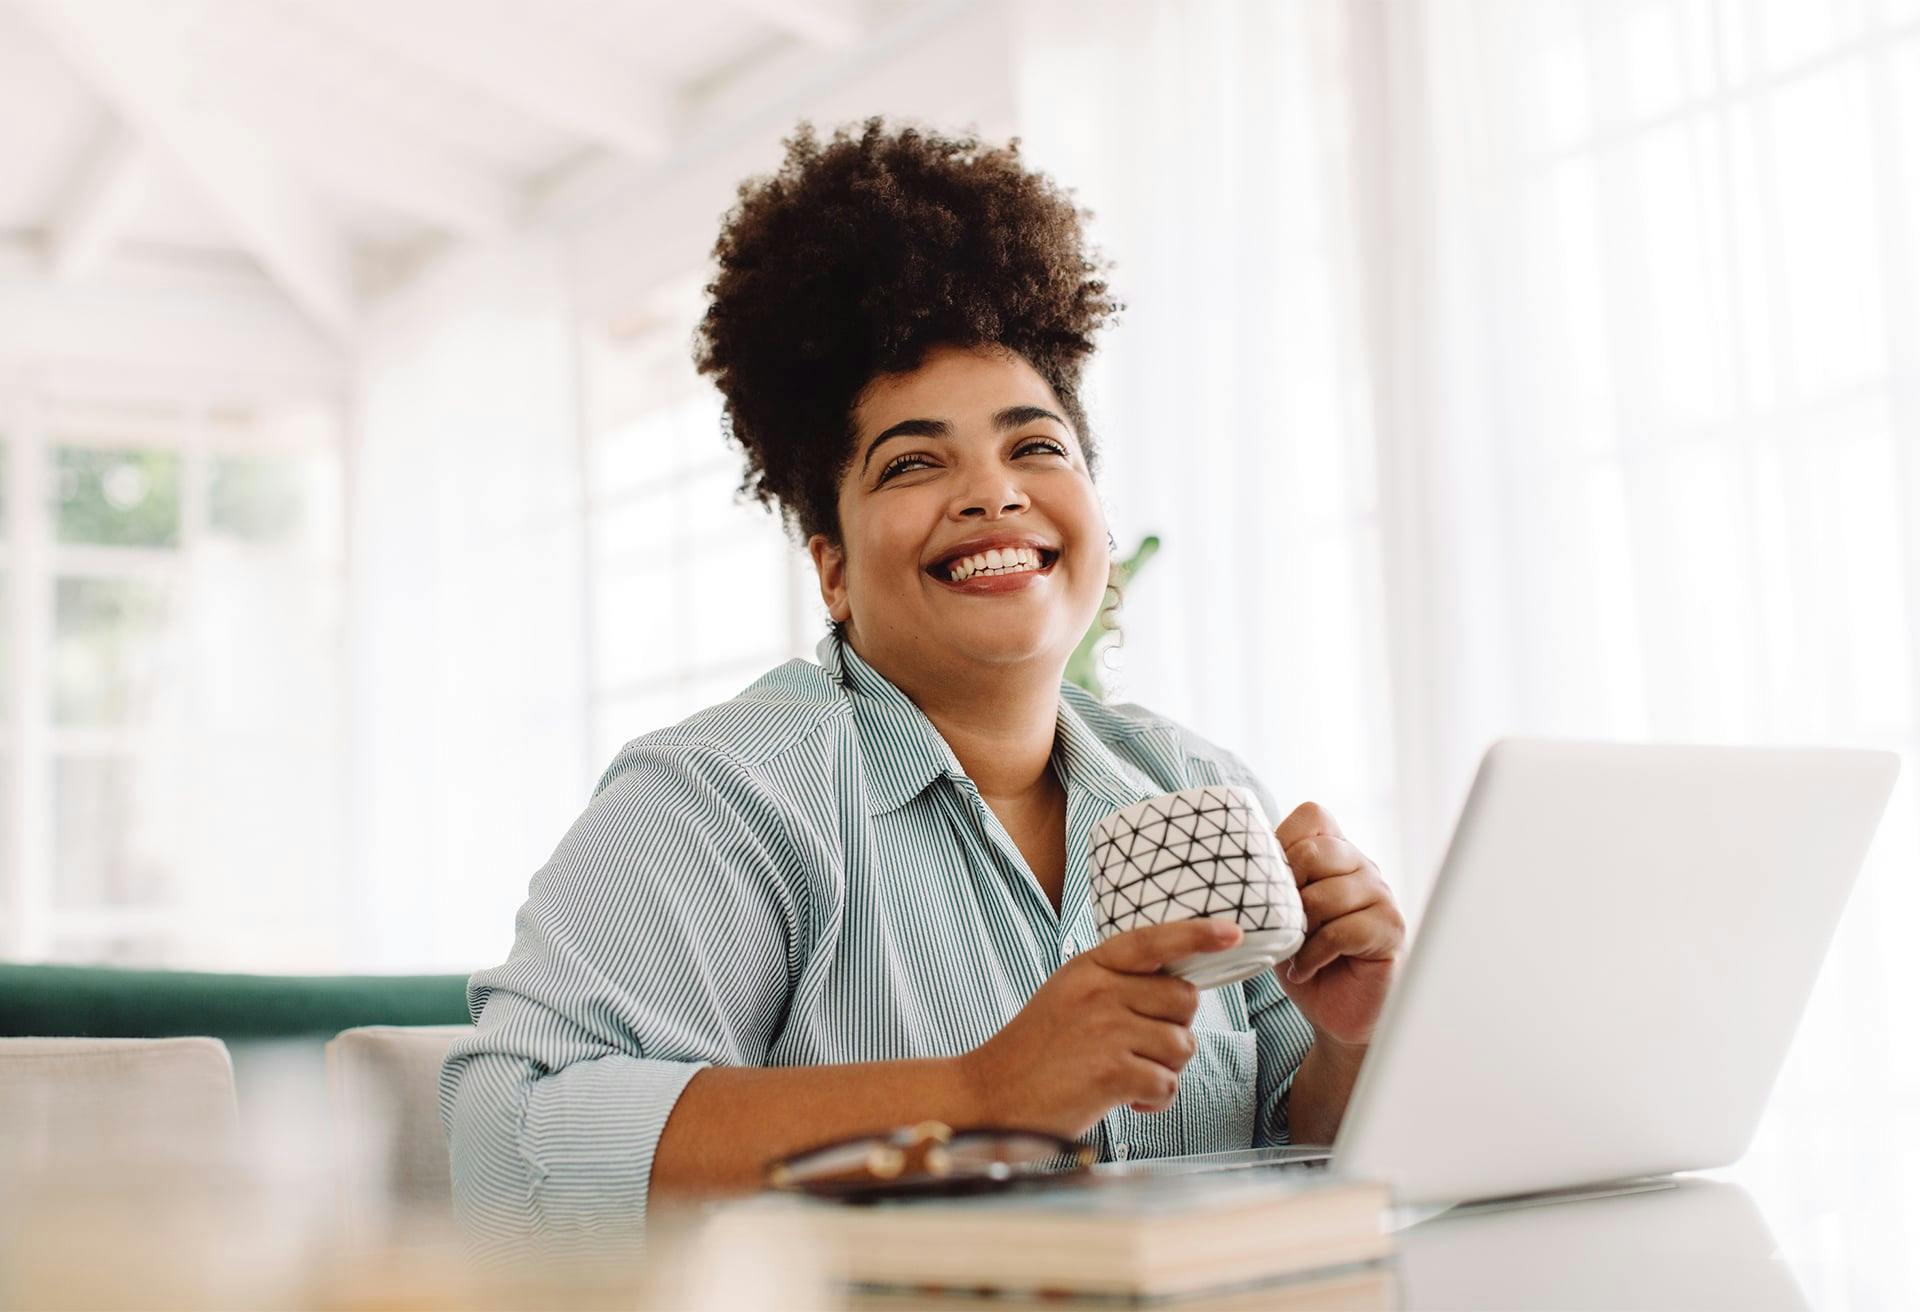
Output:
[926,546,1060,593]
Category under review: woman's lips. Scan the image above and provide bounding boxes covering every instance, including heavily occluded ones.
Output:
[928,551,1059,594]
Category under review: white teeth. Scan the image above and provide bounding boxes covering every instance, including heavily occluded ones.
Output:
[945,546,1046,581]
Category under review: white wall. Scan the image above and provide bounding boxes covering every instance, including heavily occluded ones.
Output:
[348,234,588,973]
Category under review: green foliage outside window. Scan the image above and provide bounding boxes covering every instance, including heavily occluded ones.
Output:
[210,456,305,545]
[55,447,181,549]
[52,577,173,727]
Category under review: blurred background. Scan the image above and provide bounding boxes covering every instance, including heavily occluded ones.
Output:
[0,0,1915,1287]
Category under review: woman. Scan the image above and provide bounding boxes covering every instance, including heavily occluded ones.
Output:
[442,117,1405,1248]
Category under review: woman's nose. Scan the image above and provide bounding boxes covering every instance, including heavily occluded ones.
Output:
[953,473,1030,519]
[959,498,1025,519]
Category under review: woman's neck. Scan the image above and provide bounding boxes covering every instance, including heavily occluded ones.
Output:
[913,678,1062,804]
[858,636,1063,803]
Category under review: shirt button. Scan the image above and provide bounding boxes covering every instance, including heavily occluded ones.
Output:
[1115,1142,1131,1161]
[1061,938,1078,960]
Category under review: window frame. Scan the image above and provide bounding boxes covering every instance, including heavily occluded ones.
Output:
[576,273,818,772]
[0,377,349,964]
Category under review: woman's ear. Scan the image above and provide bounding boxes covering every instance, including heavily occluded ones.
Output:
[806,533,851,623]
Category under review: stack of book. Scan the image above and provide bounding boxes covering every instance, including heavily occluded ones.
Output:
[716,1166,1394,1305]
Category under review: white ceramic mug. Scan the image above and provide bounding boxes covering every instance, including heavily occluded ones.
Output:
[1090,784,1307,989]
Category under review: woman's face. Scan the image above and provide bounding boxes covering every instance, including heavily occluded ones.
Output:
[808,343,1109,686]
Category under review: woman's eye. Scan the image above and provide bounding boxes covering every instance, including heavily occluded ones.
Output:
[877,439,1066,484]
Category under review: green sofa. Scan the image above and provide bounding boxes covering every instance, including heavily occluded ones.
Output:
[0,963,473,1043]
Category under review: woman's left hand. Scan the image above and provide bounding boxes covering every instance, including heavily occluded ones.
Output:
[1272,802,1406,1050]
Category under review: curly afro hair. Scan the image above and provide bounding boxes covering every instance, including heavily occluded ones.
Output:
[693,115,1124,546]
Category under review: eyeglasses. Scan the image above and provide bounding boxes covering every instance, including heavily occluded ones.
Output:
[765,1121,1097,1202]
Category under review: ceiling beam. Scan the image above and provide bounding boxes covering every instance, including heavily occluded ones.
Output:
[215,76,522,239]
[18,0,356,338]
[713,0,864,49]
[532,0,981,230]
[44,123,151,280]
[297,0,675,162]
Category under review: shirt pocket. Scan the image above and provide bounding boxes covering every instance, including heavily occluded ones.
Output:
[1177,1025,1258,1154]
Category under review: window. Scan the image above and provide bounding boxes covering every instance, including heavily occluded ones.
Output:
[578,273,816,769]
[0,386,346,967]
[1417,1,1920,1286]
[1458,0,1920,747]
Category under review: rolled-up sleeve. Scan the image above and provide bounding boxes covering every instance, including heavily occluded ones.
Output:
[439,741,807,1252]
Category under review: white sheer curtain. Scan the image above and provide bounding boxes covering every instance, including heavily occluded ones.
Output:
[1014,0,1404,896]
[1017,0,1918,1289]
[1393,0,1920,1288]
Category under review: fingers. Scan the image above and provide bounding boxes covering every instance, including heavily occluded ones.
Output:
[1127,1017,1197,1075]
[1123,1055,1182,1115]
[1282,833,1372,885]
[1113,972,1202,1025]
[1299,870,1385,928]
[1275,800,1344,854]
[1287,906,1404,982]
[1093,918,1242,974]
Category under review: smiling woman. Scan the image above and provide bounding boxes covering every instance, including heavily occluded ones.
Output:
[689,115,1121,550]
[810,343,1110,712]
[440,116,1392,1258]
[688,116,1124,824]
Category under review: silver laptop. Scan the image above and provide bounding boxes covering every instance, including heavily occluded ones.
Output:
[1100,738,1901,1207]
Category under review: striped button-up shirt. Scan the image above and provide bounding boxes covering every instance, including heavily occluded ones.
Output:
[440,629,1317,1248]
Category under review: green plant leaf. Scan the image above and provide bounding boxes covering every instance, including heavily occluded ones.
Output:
[1065,533,1159,700]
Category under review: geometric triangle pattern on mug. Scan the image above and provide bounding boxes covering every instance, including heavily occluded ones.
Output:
[1090,785,1307,939]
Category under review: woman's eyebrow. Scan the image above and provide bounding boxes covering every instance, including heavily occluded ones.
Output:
[860,404,1067,473]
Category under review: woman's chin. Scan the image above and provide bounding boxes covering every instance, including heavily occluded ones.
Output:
[932,617,1069,671]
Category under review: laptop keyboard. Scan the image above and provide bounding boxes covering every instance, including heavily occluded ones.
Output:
[1092,1146,1335,1178]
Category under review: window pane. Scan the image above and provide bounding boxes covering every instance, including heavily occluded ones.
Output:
[1503,0,1593,156]
[1767,64,1884,398]
[593,393,727,500]
[685,537,791,671]
[594,413,675,498]
[593,564,677,691]
[208,455,310,546]
[53,446,181,548]
[52,755,173,909]
[195,559,343,734]
[53,576,180,727]
[592,483,681,563]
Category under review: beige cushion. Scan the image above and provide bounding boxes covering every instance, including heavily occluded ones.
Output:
[325,1024,471,1234]
[0,1036,238,1175]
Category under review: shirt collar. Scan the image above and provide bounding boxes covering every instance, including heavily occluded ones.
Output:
[1053,682,1166,812]
[817,629,1162,817]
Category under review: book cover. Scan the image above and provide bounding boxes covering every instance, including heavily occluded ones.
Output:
[715,1167,1393,1300]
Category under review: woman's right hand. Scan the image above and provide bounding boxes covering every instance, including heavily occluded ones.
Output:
[957,918,1244,1138]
